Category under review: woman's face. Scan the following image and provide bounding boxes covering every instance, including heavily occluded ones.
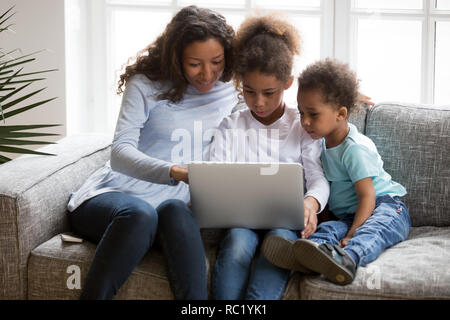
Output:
[182,38,225,93]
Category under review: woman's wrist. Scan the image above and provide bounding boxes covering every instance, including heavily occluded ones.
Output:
[170,165,188,184]
[170,165,181,180]
[169,165,177,179]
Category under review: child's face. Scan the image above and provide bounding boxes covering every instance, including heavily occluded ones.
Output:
[243,71,293,125]
[182,38,225,93]
[297,89,343,140]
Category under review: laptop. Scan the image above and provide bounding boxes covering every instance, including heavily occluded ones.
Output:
[188,162,304,230]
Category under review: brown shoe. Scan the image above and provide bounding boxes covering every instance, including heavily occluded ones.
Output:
[293,239,357,285]
[262,235,317,275]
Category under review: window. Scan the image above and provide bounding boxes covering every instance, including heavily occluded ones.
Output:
[66,0,450,135]
[354,0,423,10]
[341,0,450,105]
[107,0,330,124]
[435,21,450,105]
[437,0,450,9]
[355,18,423,103]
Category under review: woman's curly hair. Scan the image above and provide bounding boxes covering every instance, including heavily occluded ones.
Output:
[233,12,302,93]
[117,6,235,102]
[298,58,360,115]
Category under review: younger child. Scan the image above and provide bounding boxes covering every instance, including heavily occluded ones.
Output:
[209,13,330,300]
[262,59,411,285]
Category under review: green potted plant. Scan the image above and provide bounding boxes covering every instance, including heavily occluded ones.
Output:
[0,6,60,164]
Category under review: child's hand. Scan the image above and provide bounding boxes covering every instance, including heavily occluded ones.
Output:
[339,178,375,248]
[339,236,352,247]
[301,197,319,239]
[357,92,375,106]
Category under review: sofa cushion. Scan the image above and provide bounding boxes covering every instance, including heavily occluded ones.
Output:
[365,103,450,227]
[27,233,219,300]
[299,226,450,299]
[0,134,111,299]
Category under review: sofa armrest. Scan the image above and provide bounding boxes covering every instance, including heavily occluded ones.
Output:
[0,134,111,299]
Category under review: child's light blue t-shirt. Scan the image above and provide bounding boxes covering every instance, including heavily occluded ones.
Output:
[321,123,406,217]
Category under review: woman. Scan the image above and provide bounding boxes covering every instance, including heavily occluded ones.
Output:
[67,5,238,300]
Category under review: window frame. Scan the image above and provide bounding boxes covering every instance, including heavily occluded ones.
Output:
[335,0,450,104]
[67,0,449,135]
[102,0,333,135]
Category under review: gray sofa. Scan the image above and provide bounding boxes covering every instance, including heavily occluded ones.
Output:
[1,102,449,300]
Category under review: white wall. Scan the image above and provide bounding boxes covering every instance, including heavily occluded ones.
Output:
[65,0,110,136]
[1,0,66,158]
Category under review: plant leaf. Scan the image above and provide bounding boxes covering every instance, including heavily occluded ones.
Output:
[0,137,56,145]
[0,6,15,23]
[0,13,14,26]
[0,69,57,81]
[0,82,32,103]
[0,50,48,67]
[0,7,59,163]
[0,131,59,138]
[0,67,22,91]
[0,154,11,163]
[2,97,57,119]
[0,102,4,123]
[0,58,35,70]
[1,87,47,110]
[0,8,15,26]
[0,124,60,133]
[0,145,55,156]
[0,70,13,76]
[0,24,14,32]
[1,78,46,86]
[0,48,22,60]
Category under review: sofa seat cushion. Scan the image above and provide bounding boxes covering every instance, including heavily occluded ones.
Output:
[28,234,219,299]
[299,226,450,299]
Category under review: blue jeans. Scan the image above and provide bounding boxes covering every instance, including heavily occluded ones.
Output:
[212,228,299,300]
[309,195,411,266]
[69,192,207,300]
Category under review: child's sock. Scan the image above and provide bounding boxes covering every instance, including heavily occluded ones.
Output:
[343,248,359,266]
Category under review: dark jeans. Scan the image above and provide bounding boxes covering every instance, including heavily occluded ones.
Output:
[69,192,207,300]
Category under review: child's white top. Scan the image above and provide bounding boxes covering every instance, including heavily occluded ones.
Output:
[209,106,330,213]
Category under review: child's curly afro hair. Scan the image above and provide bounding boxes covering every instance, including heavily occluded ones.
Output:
[233,12,302,85]
[298,58,360,115]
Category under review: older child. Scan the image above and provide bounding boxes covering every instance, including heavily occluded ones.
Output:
[209,13,330,300]
[262,59,411,285]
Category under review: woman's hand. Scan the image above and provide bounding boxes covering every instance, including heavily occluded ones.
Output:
[301,196,320,239]
[170,165,189,184]
[357,92,375,106]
